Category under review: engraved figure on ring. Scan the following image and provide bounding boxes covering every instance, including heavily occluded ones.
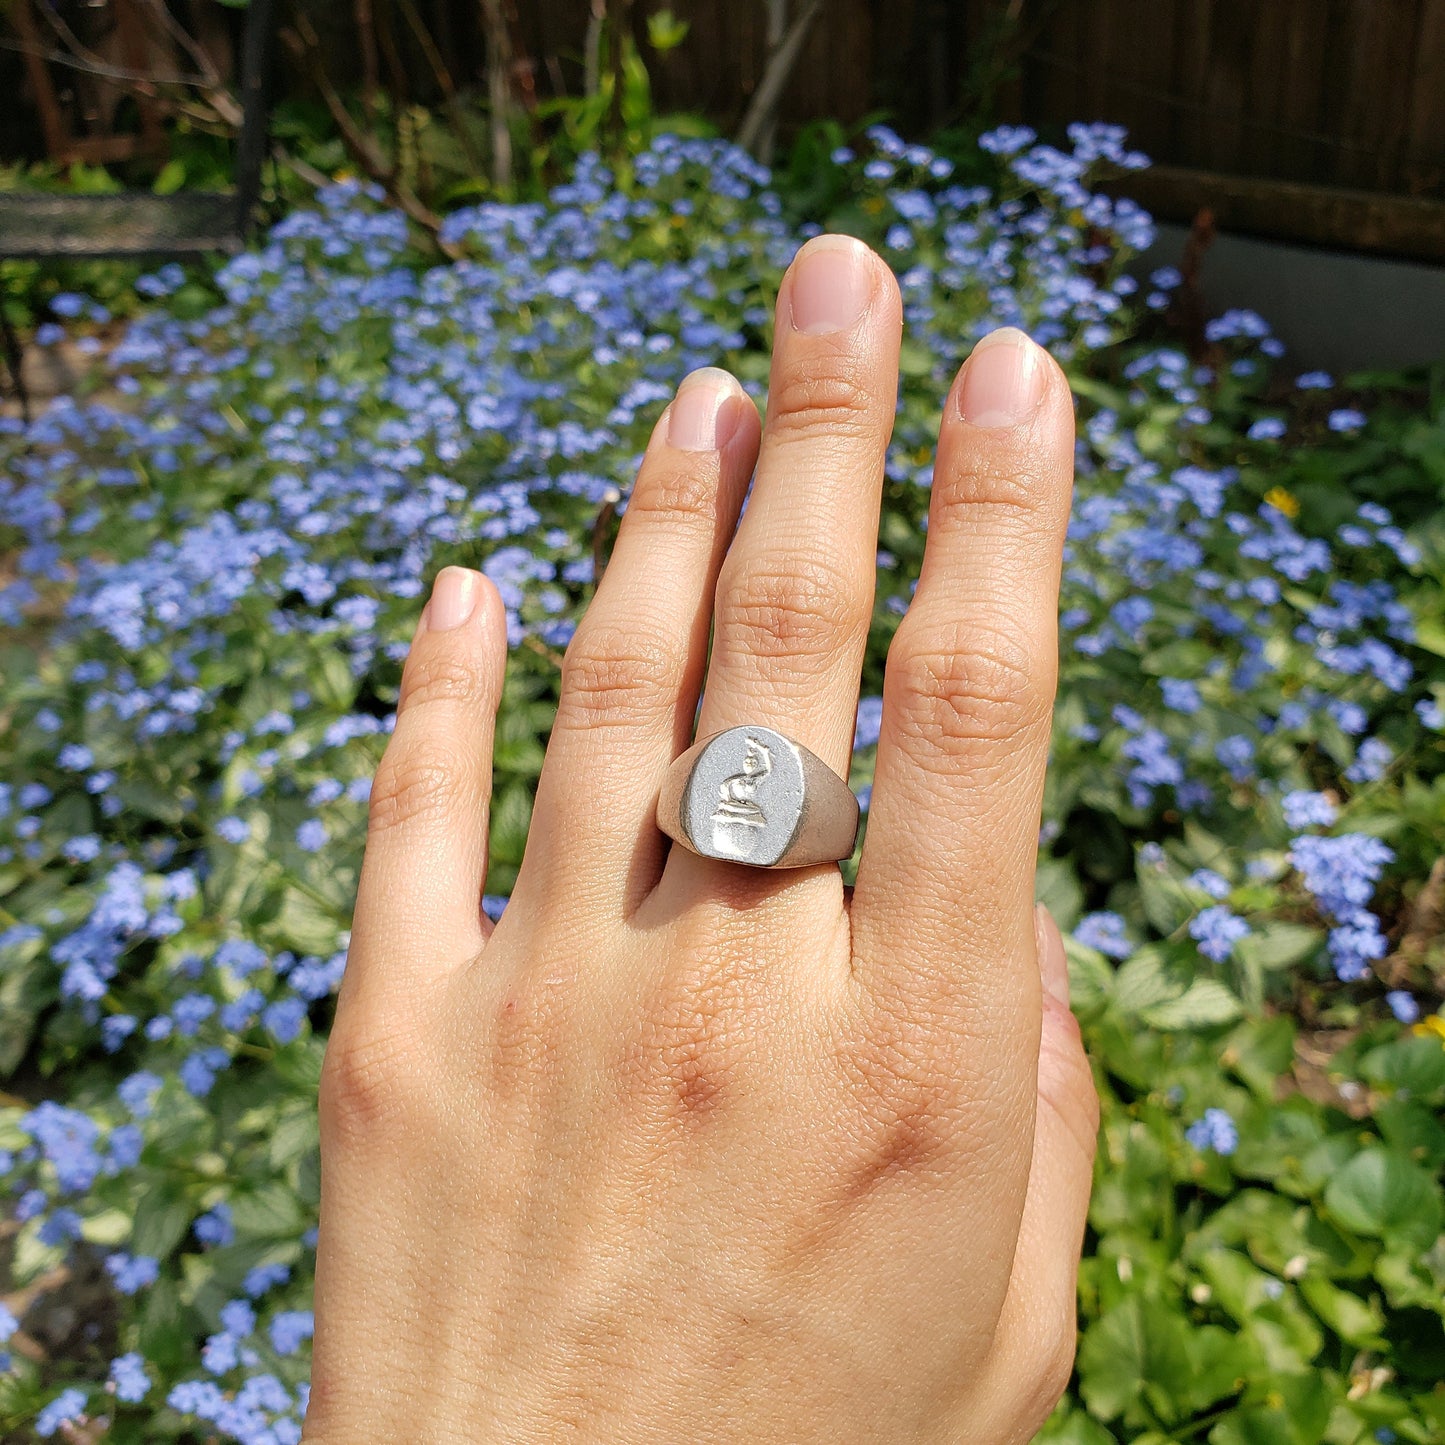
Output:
[710,737,772,853]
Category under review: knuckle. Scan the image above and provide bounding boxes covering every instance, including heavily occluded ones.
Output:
[716,554,867,678]
[766,356,880,443]
[319,1024,429,1145]
[826,999,971,1190]
[368,752,455,836]
[615,958,756,1139]
[625,460,721,528]
[400,651,491,717]
[936,452,1050,520]
[886,619,1054,753]
[555,623,684,732]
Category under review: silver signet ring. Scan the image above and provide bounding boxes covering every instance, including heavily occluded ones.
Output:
[656,725,860,869]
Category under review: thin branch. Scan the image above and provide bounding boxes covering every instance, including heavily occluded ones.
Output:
[0,35,216,89]
[10,0,68,155]
[135,0,221,86]
[374,0,412,116]
[590,487,621,583]
[0,25,242,129]
[281,17,457,251]
[758,0,787,161]
[504,0,537,113]
[155,92,239,134]
[354,0,381,119]
[479,0,514,188]
[3,37,242,129]
[33,0,231,119]
[736,0,825,160]
[583,0,605,98]
[397,0,457,102]
[31,0,116,76]
[140,92,238,135]
[522,634,564,668]
[272,142,332,192]
[396,0,485,176]
[605,0,633,133]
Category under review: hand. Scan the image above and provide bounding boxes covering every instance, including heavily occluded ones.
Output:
[304,234,1098,1444]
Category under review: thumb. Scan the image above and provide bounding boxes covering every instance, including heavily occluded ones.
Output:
[973,903,1100,1439]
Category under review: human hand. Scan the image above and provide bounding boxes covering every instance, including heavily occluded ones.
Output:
[304,234,1097,1443]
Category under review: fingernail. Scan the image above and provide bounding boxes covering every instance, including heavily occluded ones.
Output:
[428,566,480,632]
[668,369,743,452]
[788,234,873,335]
[958,327,1046,428]
[1035,902,1070,1006]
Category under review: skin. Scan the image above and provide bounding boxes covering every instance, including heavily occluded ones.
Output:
[303,234,1099,1444]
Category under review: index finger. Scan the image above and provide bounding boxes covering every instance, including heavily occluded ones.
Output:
[850,327,1075,1030]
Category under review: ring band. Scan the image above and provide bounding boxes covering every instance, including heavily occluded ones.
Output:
[656,725,860,869]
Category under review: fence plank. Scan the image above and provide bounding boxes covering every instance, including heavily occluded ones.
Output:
[1408,0,1445,195]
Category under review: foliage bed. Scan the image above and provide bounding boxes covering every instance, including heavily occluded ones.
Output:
[0,125,1442,1443]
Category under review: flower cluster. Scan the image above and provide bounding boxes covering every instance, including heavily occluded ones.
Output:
[0,124,1437,1436]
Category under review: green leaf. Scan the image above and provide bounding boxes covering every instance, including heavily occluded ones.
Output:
[81,1207,134,1247]
[1141,637,1217,676]
[271,886,348,955]
[1232,923,1323,973]
[1078,1295,1247,1426]
[1323,1148,1444,1248]
[645,9,690,51]
[1373,1246,1444,1310]
[489,781,533,866]
[1193,1247,1324,1366]
[1358,1036,1445,1100]
[1063,937,1114,1014]
[1295,1133,1365,1193]
[1374,1098,1445,1170]
[1297,1273,1386,1347]
[230,1183,308,1240]
[130,1189,193,1260]
[112,776,188,825]
[272,1036,326,1092]
[1034,1408,1120,1444]
[153,158,187,195]
[11,1221,63,1282]
[1413,613,1445,658]
[1221,1014,1297,1098]
[1077,1295,1158,1422]
[1113,944,1191,1014]
[897,338,937,378]
[1036,856,1084,929]
[310,648,361,710]
[0,935,53,1076]
[1207,1369,1334,1445]
[268,1106,320,1170]
[1139,978,1244,1030]
[1137,860,1196,933]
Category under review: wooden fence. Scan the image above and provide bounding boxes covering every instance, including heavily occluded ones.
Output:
[524,0,1445,259]
[516,1,1445,195]
[6,0,1445,259]
[997,0,1445,259]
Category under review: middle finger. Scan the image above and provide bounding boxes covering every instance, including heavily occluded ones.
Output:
[663,235,901,896]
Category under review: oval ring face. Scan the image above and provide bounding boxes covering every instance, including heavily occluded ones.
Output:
[682,725,806,867]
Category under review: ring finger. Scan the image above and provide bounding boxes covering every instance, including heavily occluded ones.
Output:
[662,235,902,898]
[514,369,761,923]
